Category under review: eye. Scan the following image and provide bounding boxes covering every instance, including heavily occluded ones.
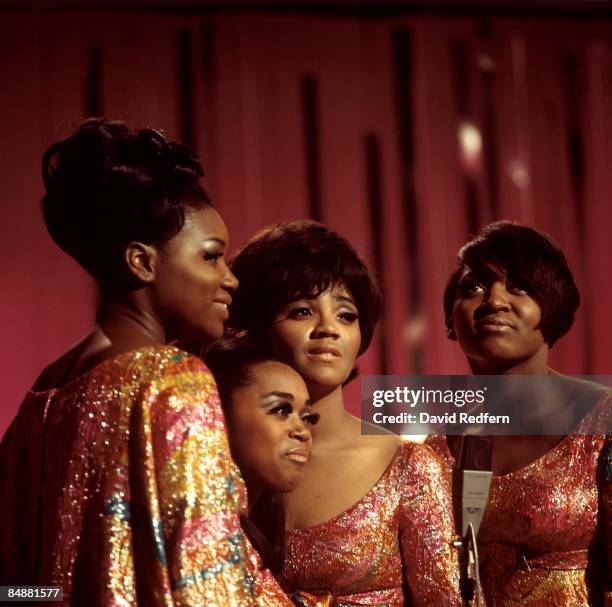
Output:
[507,284,529,296]
[338,310,359,323]
[268,403,292,418]
[203,251,223,263]
[286,306,312,319]
[458,278,485,297]
[301,411,320,426]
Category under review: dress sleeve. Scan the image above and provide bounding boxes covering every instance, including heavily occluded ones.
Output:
[602,437,612,607]
[133,351,291,606]
[399,443,462,607]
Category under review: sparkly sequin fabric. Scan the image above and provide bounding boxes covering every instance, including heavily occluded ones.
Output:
[0,346,290,606]
[427,392,612,607]
[280,441,461,606]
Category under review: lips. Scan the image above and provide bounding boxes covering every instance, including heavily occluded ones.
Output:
[307,345,341,359]
[285,448,310,464]
[213,295,232,319]
[475,316,515,332]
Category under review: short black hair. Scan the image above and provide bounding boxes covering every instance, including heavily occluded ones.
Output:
[227,220,381,355]
[444,221,580,346]
[42,117,211,290]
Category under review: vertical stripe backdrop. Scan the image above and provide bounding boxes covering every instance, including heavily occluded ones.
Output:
[1,10,611,435]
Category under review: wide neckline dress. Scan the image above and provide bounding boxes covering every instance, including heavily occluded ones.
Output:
[281,440,461,606]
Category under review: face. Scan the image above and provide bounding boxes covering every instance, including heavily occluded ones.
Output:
[266,284,362,399]
[227,361,317,496]
[449,264,548,373]
[153,206,238,343]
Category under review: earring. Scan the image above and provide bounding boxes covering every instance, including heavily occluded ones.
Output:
[446,327,456,340]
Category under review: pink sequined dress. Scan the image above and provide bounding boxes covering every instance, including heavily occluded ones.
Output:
[280,441,462,606]
[427,392,612,607]
[0,345,290,606]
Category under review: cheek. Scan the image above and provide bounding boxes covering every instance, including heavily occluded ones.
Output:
[238,417,282,464]
[453,301,472,331]
[523,302,542,330]
[269,325,305,360]
[350,326,362,356]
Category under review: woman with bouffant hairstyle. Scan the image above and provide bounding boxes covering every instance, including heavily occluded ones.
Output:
[0,118,291,605]
[428,221,611,606]
[227,220,461,607]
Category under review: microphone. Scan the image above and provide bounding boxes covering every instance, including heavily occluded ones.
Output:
[453,436,492,607]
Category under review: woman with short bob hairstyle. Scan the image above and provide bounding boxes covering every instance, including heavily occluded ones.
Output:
[0,118,290,605]
[228,220,461,607]
[428,220,611,606]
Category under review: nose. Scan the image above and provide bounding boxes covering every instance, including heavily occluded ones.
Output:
[221,264,239,293]
[484,281,511,311]
[310,310,339,339]
[289,419,311,444]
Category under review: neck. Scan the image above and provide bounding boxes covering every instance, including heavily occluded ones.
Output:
[96,293,166,348]
[244,478,263,514]
[308,384,355,446]
[469,344,550,375]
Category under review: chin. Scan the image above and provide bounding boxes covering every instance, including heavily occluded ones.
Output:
[199,324,224,343]
[270,477,300,493]
[303,368,348,387]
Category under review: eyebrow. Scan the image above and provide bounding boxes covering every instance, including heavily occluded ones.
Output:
[262,391,295,401]
[291,294,356,304]
[460,267,504,284]
[334,294,357,306]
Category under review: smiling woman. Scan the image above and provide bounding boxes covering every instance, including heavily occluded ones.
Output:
[0,118,291,605]
[428,220,612,606]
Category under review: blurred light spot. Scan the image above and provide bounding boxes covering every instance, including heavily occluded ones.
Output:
[477,53,496,73]
[403,313,427,345]
[508,161,530,189]
[458,121,482,173]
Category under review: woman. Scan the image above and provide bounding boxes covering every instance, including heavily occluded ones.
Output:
[206,338,319,575]
[0,119,291,605]
[427,220,611,606]
[227,220,461,606]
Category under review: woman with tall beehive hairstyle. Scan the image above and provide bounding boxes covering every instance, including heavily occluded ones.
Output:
[0,119,291,606]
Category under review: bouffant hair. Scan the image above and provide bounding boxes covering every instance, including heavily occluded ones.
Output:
[42,118,211,290]
[227,220,381,356]
[444,221,580,346]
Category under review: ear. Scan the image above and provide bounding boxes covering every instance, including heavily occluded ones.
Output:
[125,241,158,284]
[445,318,457,341]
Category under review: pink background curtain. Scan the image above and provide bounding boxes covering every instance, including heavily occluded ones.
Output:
[1,9,611,437]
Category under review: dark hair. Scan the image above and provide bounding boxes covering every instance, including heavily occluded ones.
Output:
[227,220,381,356]
[42,118,211,290]
[444,221,580,346]
[205,337,286,574]
[205,338,275,405]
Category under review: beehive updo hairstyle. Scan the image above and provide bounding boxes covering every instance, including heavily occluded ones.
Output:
[42,118,211,291]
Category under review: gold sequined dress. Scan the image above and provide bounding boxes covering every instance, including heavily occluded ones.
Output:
[280,441,461,606]
[0,345,290,606]
[427,392,612,607]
